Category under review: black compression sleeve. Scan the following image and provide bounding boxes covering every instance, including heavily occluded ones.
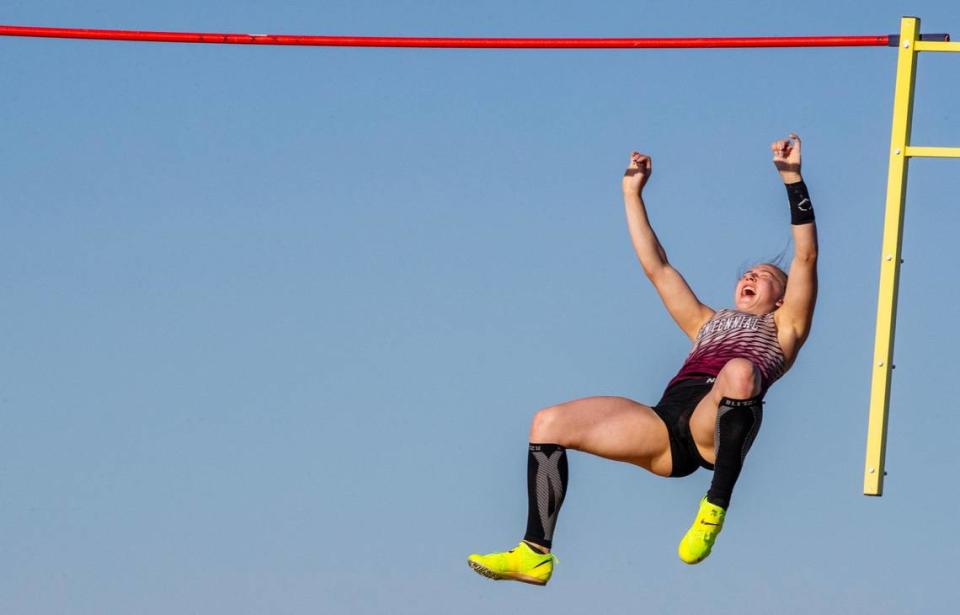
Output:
[706,396,763,509]
[786,180,815,225]
[524,443,568,549]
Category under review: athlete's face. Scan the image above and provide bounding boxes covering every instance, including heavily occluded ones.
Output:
[734,264,787,314]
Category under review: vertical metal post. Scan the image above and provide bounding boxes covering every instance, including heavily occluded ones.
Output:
[864,16,919,496]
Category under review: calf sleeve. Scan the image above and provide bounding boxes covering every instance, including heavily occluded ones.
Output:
[706,396,763,509]
[523,443,568,549]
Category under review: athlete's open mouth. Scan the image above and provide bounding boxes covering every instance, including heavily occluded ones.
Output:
[742,286,756,298]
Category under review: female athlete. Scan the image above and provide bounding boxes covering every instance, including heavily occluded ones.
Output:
[467,134,818,585]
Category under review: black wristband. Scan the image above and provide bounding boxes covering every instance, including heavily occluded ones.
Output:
[786,180,815,225]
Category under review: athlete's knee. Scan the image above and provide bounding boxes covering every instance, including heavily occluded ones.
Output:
[530,405,567,444]
[717,358,761,398]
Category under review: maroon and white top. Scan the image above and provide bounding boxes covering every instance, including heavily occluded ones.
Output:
[668,308,786,394]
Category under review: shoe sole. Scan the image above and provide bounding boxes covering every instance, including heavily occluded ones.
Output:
[467,559,548,586]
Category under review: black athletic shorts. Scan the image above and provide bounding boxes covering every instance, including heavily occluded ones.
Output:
[652,377,716,477]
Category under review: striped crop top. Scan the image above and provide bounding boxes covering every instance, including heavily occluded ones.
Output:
[668,308,786,393]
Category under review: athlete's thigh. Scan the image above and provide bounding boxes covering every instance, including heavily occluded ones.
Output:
[543,396,672,475]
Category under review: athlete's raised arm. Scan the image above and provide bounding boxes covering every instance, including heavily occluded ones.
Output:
[771,134,818,355]
[622,152,715,340]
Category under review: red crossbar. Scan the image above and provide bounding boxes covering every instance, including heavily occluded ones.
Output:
[0,24,894,48]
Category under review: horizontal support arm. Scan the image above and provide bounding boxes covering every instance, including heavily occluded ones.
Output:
[914,41,960,52]
[904,146,960,158]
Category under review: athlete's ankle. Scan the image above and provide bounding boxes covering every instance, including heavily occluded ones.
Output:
[522,540,550,554]
[704,495,728,510]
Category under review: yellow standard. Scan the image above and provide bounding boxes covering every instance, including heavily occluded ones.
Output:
[865,16,960,495]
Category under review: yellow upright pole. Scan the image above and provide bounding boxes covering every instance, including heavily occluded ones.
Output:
[864,17,920,496]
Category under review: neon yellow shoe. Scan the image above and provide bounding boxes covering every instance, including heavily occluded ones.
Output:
[467,541,555,586]
[678,496,726,564]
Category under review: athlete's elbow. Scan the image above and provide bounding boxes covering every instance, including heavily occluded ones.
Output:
[640,259,668,280]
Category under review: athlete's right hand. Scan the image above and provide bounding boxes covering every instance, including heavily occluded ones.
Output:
[622,152,652,196]
[771,133,802,184]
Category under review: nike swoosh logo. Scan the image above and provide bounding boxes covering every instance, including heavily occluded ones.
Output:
[533,560,552,569]
[700,521,720,526]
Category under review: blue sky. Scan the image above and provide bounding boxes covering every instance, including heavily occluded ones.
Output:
[2,2,959,613]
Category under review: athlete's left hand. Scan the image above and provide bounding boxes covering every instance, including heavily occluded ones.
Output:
[772,133,802,183]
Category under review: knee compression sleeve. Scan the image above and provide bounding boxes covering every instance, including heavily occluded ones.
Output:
[706,397,763,510]
[523,443,568,549]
